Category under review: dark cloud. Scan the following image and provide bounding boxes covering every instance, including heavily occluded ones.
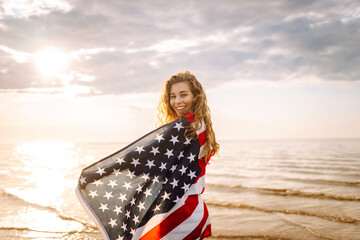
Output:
[0,0,359,95]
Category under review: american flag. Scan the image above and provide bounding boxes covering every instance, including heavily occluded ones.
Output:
[76,114,211,240]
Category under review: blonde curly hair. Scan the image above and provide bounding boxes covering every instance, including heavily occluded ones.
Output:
[158,71,219,163]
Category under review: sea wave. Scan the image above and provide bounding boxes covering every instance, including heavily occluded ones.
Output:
[283,178,360,186]
[206,183,360,201]
[0,226,80,234]
[1,189,94,229]
[282,218,338,240]
[211,234,292,240]
[267,163,360,173]
[205,200,360,224]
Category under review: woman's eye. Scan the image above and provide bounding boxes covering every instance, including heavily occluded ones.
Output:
[181,94,187,98]
[170,96,176,99]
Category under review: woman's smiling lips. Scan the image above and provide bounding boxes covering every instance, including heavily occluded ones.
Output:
[176,106,186,110]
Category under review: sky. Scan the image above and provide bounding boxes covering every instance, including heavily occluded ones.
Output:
[1,0,360,144]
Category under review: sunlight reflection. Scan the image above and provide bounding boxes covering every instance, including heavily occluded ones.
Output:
[2,206,83,236]
[1,141,101,239]
[8,142,79,208]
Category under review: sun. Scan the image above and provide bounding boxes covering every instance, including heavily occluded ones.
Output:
[34,47,70,76]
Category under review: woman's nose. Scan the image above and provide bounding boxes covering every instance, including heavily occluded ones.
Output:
[175,96,182,103]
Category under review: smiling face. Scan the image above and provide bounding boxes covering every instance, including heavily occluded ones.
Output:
[170,81,194,117]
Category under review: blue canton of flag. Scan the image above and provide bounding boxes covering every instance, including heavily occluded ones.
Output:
[76,116,201,240]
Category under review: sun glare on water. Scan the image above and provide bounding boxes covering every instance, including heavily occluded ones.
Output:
[34,47,70,76]
[1,141,88,236]
[8,141,78,207]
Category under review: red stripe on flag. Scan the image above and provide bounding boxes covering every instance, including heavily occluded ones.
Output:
[195,157,207,183]
[185,112,195,123]
[198,130,206,147]
[139,195,199,240]
[183,200,210,240]
[205,149,213,163]
[200,224,212,239]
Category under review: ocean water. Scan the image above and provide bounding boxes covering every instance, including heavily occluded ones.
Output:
[0,139,359,240]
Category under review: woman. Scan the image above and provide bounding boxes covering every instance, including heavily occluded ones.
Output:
[156,71,220,239]
[76,71,219,240]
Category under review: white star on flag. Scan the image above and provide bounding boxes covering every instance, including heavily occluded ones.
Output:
[155,134,164,143]
[174,122,184,131]
[116,157,125,165]
[153,204,161,212]
[164,149,174,158]
[113,205,122,215]
[113,168,121,176]
[187,170,197,179]
[150,146,160,156]
[80,176,86,184]
[103,191,113,200]
[131,158,140,167]
[145,160,155,169]
[187,152,196,162]
[118,193,127,202]
[177,151,184,160]
[99,203,108,212]
[96,167,106,176]
[140,173,150,181]
[159,162,167,171]
[181,183,190,192]
[152,175,160,183]
[161,191,171,200]
[169,135,179,145]
[136,185,143,193]
[123,181,132,190]
[133,215,140,224]
[170,178,179,188]
[108,218,117,228]
[179,165,187,175]
[137,201,145,211]
[121,222,127,231]
[92,179,103,187]
[89,190,98,198]
[170,164,177,172]
[135,146,145,154]
[127,170,135,179]
[108,180,118,188]
[184,138,191,145]
[130,197,136,206]
[144,188,152,197]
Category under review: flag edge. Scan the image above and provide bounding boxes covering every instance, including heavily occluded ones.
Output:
[75,187,110,240]
[82,121,176,171]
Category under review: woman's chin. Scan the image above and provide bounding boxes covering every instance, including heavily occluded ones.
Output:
[176,110,189,117]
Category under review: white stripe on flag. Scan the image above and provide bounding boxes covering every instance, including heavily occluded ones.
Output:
[197,211,211,240]
[199,145,205,159]
[161,194,205,240]
[133,176,206,239]
[195,120,206,135]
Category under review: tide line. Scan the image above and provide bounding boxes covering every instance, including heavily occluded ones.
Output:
[205,200,360,224]
[211,234,292,240]
[206,183,360,201]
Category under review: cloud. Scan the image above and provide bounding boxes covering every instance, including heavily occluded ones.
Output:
[1,0,71,19]
[0,0,359,95]
[0,45,31,62]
